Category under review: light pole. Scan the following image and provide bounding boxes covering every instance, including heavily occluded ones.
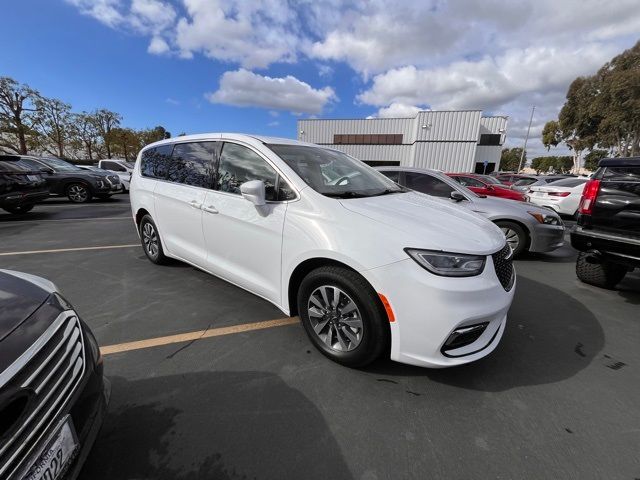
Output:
[518,105,535,173]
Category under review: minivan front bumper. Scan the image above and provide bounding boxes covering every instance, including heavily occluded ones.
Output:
[361,256,515,368]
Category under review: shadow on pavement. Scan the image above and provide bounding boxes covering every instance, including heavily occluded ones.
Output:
[365,275,605,392]
[80,371,352,480]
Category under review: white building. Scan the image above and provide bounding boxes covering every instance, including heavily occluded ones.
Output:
[298,110,507,174]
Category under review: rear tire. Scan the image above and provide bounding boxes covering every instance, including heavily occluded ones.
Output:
[297,266,389,367]
[66,183,92,203]
[139,215,168,265]
[3,204,34,214]
[495,220,528,257]
[575,252,627,289]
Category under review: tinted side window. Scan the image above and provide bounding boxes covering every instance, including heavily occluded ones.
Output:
[457,176,484,188]
[405,173,455,198]
[603,166,640,181]
[380,170,400,183]
[167,142,217,188]
[102,161,126,172]
[141,145,173,179]
[217,143,278,200]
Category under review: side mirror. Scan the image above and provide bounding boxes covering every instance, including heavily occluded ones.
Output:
[486,184,494,191]
[240,180,266,206]
[450,191,466,202]
[41,167,54,175]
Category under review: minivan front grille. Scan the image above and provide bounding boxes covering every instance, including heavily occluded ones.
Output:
[492,243,515,291]
[0,312,85,479]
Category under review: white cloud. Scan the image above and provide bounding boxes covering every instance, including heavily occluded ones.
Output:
[374,103,423,118]
[174,0,301,68]
[358,44,619,111]
[148,36,170,54]
[267,120,280,127]
[206,69,336,114]
[66,0,124,27]
[165,97,180,105]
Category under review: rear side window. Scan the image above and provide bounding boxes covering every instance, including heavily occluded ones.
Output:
[405,172,455,198]
[602,166,640,181]
[141,145,173,179]
[548,178,587,188]
[167,142,218,188]
[101,161,126,172]
[217,143,279,200]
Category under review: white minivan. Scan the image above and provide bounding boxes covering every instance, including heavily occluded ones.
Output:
[130,134,515,368]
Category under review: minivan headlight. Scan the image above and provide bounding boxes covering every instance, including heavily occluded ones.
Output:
[404,249,486,277]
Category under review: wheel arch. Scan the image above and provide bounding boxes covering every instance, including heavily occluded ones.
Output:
[492,217,531,250]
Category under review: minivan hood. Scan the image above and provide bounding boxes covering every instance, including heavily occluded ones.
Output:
[340,191,505,255]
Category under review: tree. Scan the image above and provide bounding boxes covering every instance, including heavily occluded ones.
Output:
[32,96,75,158]
[0,77,41,154]
[542,120,562,150]
[93,109,122,159]
[542,40,640,163]
[584,149,608,171]
[70,112,101,160]
[110,127,142,161]
[500,147,525,171]
[531,157,550,174]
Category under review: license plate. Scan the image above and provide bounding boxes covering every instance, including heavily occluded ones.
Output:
[20,416,79,480]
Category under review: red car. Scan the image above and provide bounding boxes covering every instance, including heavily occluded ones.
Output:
[493,173,529,186]
[447,173,527,201]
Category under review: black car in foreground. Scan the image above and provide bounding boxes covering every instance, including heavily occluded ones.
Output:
[0,270,109,480]
[572,157,640,288]
[0,157,49,214]
[2,156,122,203]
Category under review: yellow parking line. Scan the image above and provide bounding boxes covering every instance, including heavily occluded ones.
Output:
[101,317,299,355]
[0,244,140,256]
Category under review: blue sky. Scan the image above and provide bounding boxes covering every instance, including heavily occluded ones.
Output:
[2,0,638,157]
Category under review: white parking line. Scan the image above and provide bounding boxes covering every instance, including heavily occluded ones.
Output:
[0,216,131,225]
[0,244,140,256]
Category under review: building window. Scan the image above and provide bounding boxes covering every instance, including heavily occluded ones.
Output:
[334,134,403,145]
[478,134,501,146]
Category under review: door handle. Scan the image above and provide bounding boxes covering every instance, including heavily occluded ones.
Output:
[188,200,201,209]
[202,205,219,214]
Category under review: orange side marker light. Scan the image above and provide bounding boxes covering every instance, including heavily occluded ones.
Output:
[378,293,396,323]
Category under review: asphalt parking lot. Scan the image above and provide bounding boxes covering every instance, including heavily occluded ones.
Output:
[1,196,639,480]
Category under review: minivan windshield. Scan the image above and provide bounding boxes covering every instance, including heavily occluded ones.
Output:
[267,144,404,198]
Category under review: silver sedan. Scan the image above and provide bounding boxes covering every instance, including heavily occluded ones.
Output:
[376,167,565,256]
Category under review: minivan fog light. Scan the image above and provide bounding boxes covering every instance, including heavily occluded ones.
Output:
[404,249,486,277]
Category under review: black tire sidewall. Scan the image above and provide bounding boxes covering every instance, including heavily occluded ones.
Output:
[139,215,167,265]
[297,267,388,367]
[576,252,626,289]
[495,220,527,257]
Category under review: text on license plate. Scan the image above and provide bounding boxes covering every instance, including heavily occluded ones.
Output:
[21,416,78,480]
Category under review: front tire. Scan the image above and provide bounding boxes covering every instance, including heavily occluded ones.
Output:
[66,183,92,203]
[297,266,389,367]
[576,252,627,289]
[3,204,34,214]
[495,220,528,257]
[139,215,168,265]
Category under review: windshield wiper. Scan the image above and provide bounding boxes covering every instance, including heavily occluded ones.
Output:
[323,191,369,199]
[370,188,405,197]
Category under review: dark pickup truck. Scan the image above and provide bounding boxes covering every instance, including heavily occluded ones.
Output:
[571,157,640,289]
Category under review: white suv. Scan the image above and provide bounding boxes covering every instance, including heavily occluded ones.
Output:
[130,134,515,368]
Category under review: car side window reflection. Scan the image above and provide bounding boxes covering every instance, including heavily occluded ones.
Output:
[217,143,278,200]
[404,172,455,198]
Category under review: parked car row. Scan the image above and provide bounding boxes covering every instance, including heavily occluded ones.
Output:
[0,155,127,213]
